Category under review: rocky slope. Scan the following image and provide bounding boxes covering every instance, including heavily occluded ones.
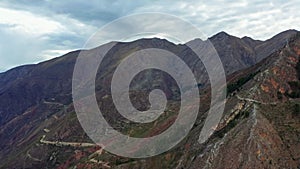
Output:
[190,33,300,169]
[0,30,299,169]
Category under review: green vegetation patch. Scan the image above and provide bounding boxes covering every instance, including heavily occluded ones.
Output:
[227,71,259,95]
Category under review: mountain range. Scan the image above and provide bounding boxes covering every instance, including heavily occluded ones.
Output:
[0,30,299,169]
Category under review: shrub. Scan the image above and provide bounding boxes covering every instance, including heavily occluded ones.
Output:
[227,71,259,95]
[277,91,283,100]
[296,57,300,80]
[293,103,300,116]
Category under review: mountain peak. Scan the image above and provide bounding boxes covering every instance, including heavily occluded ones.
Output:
[211,31,232,38]
[241,36,254,40]
[266,29,298,41]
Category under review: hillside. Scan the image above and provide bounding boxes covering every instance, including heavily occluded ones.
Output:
[0,30,299,169]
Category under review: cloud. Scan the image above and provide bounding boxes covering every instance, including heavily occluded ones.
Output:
[0,26,47,71]
[0,7,64,36]
[131,0,300,40]
[0,5,97,71]
[0,0,300,72]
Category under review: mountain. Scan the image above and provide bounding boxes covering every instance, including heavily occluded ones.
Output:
[188,29,297,74]
[0,30,299,168]
[190,32,300,169]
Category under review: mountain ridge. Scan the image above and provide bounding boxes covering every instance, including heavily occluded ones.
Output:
[1,30,298,75]
[0,30,299,169]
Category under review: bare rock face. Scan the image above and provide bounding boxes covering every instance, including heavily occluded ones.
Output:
[0,31,299,169]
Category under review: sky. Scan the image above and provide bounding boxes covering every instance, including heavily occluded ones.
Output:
[0,0,300,72]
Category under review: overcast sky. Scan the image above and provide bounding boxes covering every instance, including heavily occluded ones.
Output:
[0,0,299,72]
